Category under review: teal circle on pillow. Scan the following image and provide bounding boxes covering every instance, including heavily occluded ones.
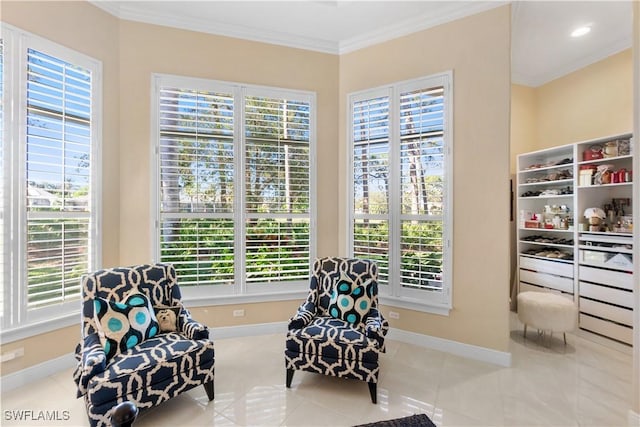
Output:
[126,335,139,349]
[360,300,368,310]
[108,317,123,332]
[115,302,127,310]
[346,313,357,323]
[128,296,144,306]
[339,283,350,292]
[149,325,158,337]
[353,287,362,296]
[340,298,349,307]
[104,340,111,356]
[135,311,147,325]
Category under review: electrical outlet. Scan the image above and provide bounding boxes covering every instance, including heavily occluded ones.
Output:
[233,309,245,317]
[1,347,24,363]
[388,311,400,319]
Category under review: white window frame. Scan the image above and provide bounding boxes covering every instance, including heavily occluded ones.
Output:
[151,74,316,306]
[347,72,453,315]
[1,24,102,342]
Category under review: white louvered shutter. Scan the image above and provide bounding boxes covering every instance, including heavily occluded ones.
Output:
[399,84,446,294]
[158,87,236,287]
[244,95,311,284]
[351,94,390,285]
[25,48,93,308]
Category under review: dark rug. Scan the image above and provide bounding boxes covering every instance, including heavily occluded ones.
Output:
[354,413,437,427]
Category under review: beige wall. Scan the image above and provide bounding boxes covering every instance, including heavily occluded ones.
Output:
[510,84,537,174]
[511,48,633,160]
[339,6,512,352]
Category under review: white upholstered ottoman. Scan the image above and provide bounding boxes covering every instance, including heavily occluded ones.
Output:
[517,291,577,344]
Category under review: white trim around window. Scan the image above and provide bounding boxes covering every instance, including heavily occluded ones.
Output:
[1,23,102,342]
[347,72,453,315]
[150,74,316,305]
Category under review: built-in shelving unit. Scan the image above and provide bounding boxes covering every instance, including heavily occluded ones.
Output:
[517,133,635,348]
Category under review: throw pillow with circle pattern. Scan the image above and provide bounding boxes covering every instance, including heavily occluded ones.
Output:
[328,272,373,325]
[94,293,159,360]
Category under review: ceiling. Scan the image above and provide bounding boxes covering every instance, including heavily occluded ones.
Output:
[91,0,633,87]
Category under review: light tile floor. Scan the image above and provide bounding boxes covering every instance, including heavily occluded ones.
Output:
[1,313,633,426]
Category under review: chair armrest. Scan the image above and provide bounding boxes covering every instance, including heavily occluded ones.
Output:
[74,333,106,397]
[364,308,389,345]
[181,316,210,340]
[288,301,316,330]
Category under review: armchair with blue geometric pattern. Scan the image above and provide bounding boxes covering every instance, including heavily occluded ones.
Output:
[285,257,389,403]
[73,263,214,426]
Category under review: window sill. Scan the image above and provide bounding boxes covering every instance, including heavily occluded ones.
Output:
[0,312,79,344]
[180,289,308,308]
[379,295,451,316]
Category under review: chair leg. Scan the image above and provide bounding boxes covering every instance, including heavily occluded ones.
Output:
[286,369,294,388]
[203,380,214,401]
[367,382,377,404]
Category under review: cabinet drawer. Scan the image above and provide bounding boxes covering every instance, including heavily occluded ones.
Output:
[578,282,633,309]
[578,265,634,290]
[520,269,574,294]
[579,297,633,327]
[579,313,633,345]
[520,256,573,278]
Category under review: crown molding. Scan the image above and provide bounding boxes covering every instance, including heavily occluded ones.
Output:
[339,1,507,54]
[90,1,507,56]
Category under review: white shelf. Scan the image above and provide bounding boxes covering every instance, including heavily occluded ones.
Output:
[578,245,633,254]
[577,154,633,166]
[519,178,573,187]
[519,254,573,264]
[518,194,573,200]
[521,240,573,249]
[519,227,573,233]
[577,182,632,189]
[519,162,574,174]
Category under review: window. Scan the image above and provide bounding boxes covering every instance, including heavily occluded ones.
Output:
[1,25,102,335]
[349,73,452,312]
[153,75,315,300]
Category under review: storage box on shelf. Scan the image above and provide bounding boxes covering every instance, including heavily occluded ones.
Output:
[517,133,635,348]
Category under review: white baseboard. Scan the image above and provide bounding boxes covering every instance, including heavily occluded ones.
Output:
[1,352,77,393]
[1,321,512,393]
[388,328,512,367]
[629,409,640,427]
[209,321,287,339]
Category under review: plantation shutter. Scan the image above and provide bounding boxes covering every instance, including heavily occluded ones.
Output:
[351,94,390,285]
[244,95,311,283]
[25,48,92,308]
[399,84,446,293]
[158,87,236,286]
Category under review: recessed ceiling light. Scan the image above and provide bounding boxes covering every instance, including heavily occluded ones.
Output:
[571,25,591,38]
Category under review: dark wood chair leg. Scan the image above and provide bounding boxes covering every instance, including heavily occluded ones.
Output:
[286,368,295,388]
[111,401,138,427]
[367,382,377,404]
[204,380,214,401]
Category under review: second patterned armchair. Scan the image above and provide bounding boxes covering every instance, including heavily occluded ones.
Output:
[285,257,389,403]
